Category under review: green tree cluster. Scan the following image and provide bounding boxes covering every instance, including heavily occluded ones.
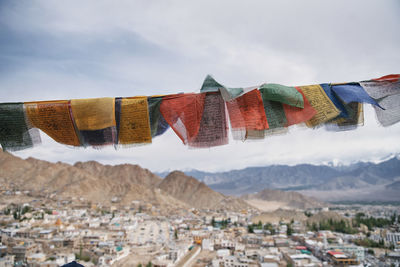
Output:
[263,223,276,235]
[308,219,357,234]
[354,238,385,248]
[353,213,393,230]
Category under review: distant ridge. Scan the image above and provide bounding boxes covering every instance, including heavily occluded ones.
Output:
[242,189,325,210]
[166,157,400,202]
[159,171,250,211]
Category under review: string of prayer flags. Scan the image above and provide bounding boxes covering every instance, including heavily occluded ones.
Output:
[283,88,317,126]
[226,89,268,140]
[116,97,152,145]
[191,93,229,148]
[147,96,169,138]
[259,83,304,108]
[298,85,341,128]
[25,100,80,146]
[0,103,41,151]
[1,74,399,151]
[160,93,206,145]
[70,98,117,147]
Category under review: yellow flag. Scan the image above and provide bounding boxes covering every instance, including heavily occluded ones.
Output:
[118,97,152,144]
[298,85,340,127]
[25,100,80,146]
[70,98,116,130]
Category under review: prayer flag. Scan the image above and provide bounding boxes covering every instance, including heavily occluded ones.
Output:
[117,97,152,145]
[283,88,316,126]
[320,83,349,118]
[25,100,80,146]
[373,94,400,127]
[0,103,41,151]
[259,83,304,108]
[331,83,381,107]
[190,93,229,147]
[70,98,116,147]
[160,93,206,144]
[326,102,364,131]
[148,96,169,137]
[360,75,400,99]
[297,85,340,127]
[226,89,269,140]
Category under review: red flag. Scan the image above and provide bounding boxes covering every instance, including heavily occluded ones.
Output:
[160,93,206,144]
[226,89,268,140]
[284,88,317,126]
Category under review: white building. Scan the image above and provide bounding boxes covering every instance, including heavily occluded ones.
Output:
[0,255,15,267]
[386,232,400,244]
[202,239,214,251]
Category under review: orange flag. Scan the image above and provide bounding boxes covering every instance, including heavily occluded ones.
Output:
[25,100,80,146]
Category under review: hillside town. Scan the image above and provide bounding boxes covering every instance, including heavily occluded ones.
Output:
[0,190,399,267]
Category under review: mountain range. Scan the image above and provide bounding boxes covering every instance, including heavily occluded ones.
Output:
[2,148,397,210]
[0,149,252,212]
[158,156,400,202]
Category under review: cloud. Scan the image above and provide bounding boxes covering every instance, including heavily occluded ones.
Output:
[2,0,400,171]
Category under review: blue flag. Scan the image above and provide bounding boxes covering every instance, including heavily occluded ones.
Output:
[331,83,382,107]
[320,84,348,118]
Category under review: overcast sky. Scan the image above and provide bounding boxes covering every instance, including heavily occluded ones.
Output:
[1,0,400,172]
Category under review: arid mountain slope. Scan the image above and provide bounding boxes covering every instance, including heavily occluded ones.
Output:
[158,171,252,211]
[0,150,185,210]
[0,150,252,211]
[74,161,162,188]
[242,189,325,210]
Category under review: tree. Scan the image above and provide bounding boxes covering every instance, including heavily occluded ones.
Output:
[21,206,31,215]
[286,224,293,236]
[137,264,142,267]
[311,222,318,231]
[264,223,276,235]
[146,262,152,267]
[304,211,312,217]
[247,225,254,233]
[4,207,11,215]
